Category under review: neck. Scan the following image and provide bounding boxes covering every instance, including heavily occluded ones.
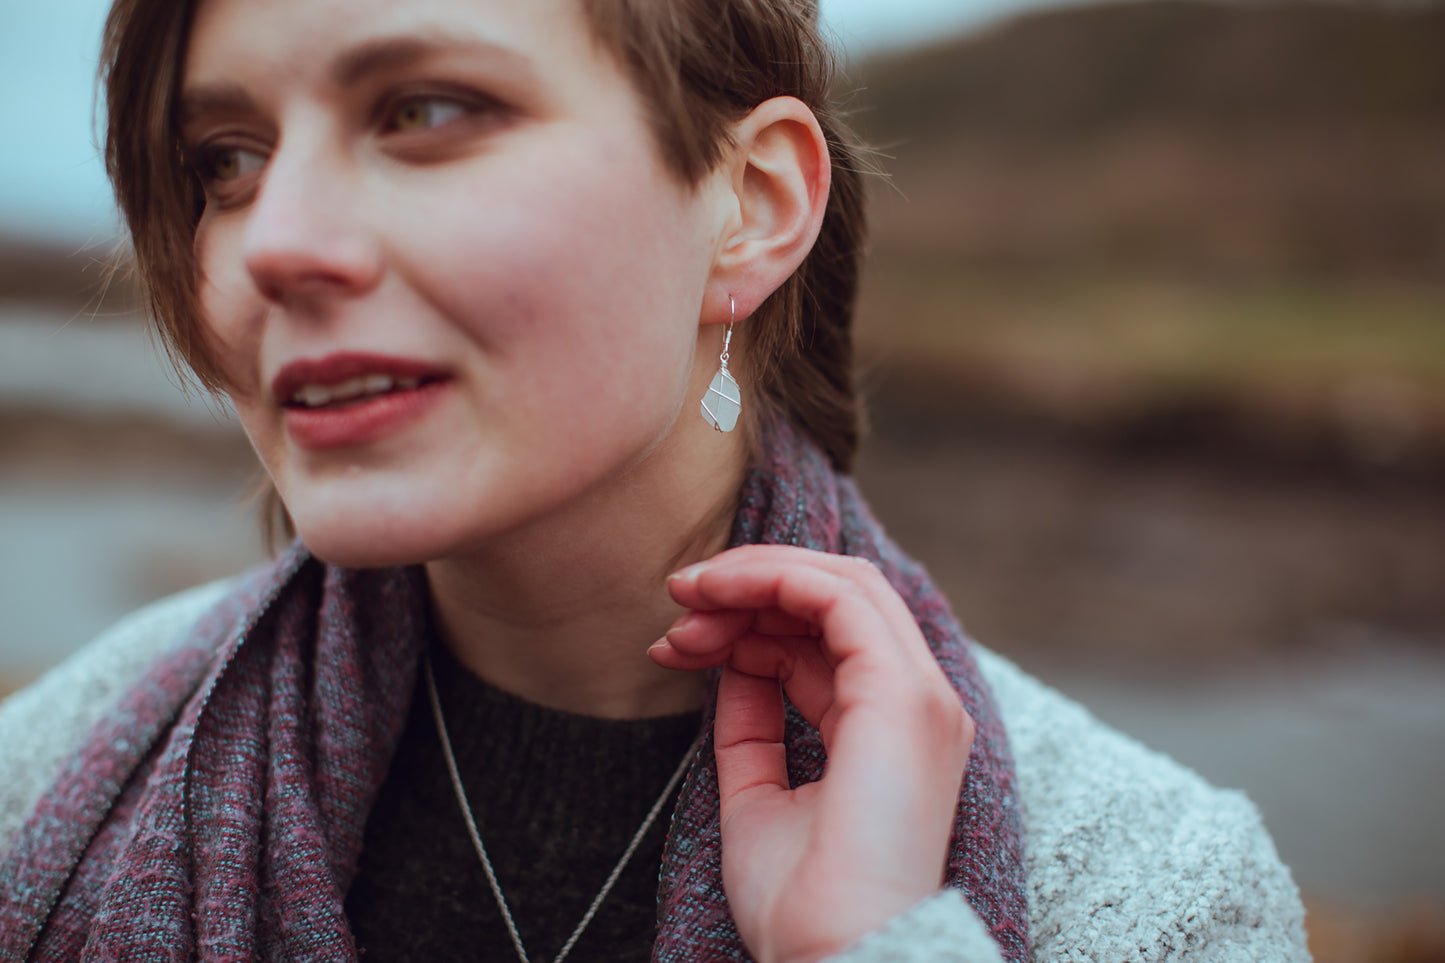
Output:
[425,416,746,720]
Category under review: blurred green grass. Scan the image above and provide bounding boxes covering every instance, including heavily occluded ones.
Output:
[859,267,1445,395]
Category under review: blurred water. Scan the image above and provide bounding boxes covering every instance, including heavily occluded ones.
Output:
[1053,644,1445,905]
[0,308,234,427]
[0,306,260,677]
[0,479,263,678]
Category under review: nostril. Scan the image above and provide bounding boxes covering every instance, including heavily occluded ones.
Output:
[243,238,383,303]
[247,268,287,305]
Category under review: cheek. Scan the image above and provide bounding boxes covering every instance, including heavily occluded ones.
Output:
[393,135,708,367]
[193,220,265,393]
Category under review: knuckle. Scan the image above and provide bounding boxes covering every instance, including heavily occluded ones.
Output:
[848,556,887,586]
[957,705,977,744]
[917,686,968,741]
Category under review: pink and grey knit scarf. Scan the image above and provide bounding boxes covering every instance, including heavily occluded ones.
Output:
[0,420,1028,962]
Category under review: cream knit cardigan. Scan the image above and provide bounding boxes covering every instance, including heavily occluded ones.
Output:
[0,582,1310,962]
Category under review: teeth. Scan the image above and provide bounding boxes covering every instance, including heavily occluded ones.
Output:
[329,376,368,401]
[290,373,419,408]
[296,384,335,407]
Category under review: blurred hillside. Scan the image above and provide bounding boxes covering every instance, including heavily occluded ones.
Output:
[851,0,1445,474]
[0,237,138,311]
[856,0,1445,278]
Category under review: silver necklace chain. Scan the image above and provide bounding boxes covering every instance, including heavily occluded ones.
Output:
[423,652,702,963]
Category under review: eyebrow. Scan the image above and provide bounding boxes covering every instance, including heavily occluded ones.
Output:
[178,84,257,126]
[181,31,537,124]
[330,34,537,88]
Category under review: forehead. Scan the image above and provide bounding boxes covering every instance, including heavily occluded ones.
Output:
[183,0,599,94]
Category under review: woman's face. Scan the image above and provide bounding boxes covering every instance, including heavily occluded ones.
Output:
[182,0,734,566]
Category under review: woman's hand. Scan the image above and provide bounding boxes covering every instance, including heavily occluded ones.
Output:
[648,544,975,963]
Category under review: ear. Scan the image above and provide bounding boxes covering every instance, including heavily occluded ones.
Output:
[704,96,831,325]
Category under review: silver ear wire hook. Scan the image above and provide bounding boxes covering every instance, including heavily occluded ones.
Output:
[721,296,734,363]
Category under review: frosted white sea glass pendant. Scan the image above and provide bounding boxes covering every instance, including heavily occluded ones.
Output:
[702,364,741,432]
[701,306,741,432]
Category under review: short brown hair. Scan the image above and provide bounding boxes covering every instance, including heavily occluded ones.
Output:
[103,0,868,470]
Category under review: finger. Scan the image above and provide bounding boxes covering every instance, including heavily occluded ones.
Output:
[713,666,789,812]
[685,561,967,771]
[648,608,753,671]
[662,608,819,657]
[671,546,935,675]
[725,633,838,734]
[694,566,926,759]
[649,600,822,671]
[668,608,755,650]
[814,694,972,886]
[650,628,840,733]
[674,546,903,621]
[670,547,966,765]
[673,561,905,681]
[651,607,843,739]
[805,554,942,679]
[750,608,818,638]
[647,637,715,671]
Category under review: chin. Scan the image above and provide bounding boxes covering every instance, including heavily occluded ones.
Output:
[294,528,432,570]
[270,464,473,569]
[299,541,416,570]
[285,498,454,570]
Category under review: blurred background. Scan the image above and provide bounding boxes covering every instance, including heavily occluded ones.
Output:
[2,0,1443,959]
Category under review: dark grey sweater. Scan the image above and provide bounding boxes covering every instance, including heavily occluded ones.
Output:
[346,643,702,962]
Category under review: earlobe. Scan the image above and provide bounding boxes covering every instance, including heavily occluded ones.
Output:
[706,96,831,325]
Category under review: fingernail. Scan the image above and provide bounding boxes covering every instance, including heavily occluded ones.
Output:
[669,562,710,585]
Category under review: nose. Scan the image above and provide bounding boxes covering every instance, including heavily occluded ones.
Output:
[241,142,383,305]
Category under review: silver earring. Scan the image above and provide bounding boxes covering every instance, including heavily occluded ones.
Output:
[700,296,741,433]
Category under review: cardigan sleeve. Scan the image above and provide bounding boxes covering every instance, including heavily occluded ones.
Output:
[820,794,1306,963]
[979,647,1310,962]
[825,648,1311,963]
[826,890,1005,963]
[826,845,1308,963]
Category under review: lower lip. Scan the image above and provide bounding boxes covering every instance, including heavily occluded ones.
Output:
[283,381,446,450]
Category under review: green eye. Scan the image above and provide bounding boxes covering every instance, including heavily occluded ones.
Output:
[194,145,264,185]
[210,149,243,180]
[386,97,468,133]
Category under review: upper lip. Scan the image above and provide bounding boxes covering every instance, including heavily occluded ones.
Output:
[270,352,449,405]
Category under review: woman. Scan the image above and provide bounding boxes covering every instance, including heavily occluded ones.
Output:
[0,0,1309,960]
